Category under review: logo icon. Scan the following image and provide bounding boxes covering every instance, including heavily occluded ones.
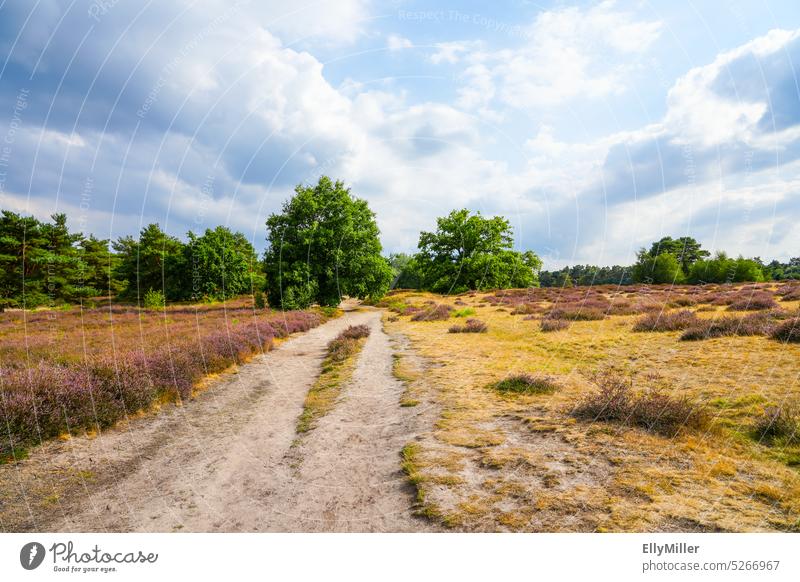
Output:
[20,542,46,570]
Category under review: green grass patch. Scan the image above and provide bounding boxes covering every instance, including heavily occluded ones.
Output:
[453,307,476,318]
[493,373,560,395]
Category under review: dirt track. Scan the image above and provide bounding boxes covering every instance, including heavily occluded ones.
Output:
[0,306,438,532]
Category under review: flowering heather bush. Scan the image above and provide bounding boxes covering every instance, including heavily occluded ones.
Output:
[540,318,570,332]
[0,304,323,455]
[572,372,709,436]
[668,295,697,307]
[544,305,606,321]
[327,325,371,363]
[771,318,800,343]
[780,288,800,302]
[494,373,560,395]
[448,319,488,333]
[510,303,539,315]
[339,324,371,340]
[727,292,778,311]
[633,310,698,332]
[411,304,453,321]
[680,313,778,341]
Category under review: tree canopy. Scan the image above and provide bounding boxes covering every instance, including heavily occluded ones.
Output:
[263,176,392,309]
[413,209,542,293]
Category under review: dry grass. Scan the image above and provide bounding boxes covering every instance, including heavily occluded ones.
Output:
[296,326,370,433]
[385,285,800,532]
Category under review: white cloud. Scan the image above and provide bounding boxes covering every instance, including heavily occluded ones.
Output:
[428,41,482,65]
[664,28,800,148]
[386,34,412,51]
[446,1,662,109]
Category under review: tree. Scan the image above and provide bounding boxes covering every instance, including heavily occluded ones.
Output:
[632,250,685,284]
[413,209,541,293]
[648,236,710,274]
[77,235,123,298]
[113,224,186,301]
[184,226,262,301]
[687,252,765,284]
[388,252,422,289]
[264,176,392,309]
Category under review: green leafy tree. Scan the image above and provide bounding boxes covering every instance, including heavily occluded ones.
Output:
[413,209,542,293]
[388,252,422,289]
[113,223,186,302]
[687,252,765,283]
[185,226,262,301]
[648,236,710,274]
[632,250,686,284]
[264,176,392,309]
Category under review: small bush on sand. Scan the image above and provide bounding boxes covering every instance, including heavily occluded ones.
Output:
[448,319,488,333]
[633,310,698,332]
[727,292,777,311]
[327,326,371,362]
[494,373,559,395]
[753,405,799,444]
[572,372,709,436]
[411,304,453,321]
[339,324,371,340]
[771,318,800,343]
[511,303,538,315]
[540,318,570,332]
[453,307,476,318]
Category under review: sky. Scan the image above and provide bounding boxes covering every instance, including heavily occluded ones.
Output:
[0,0,799,268]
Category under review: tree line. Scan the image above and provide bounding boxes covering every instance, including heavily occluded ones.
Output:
[1,177,797,310]
[537,237,798,287]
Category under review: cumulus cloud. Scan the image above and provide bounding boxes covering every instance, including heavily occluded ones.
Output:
[439,1,662,109]
[1,1,799,268]
[531,26,800,265]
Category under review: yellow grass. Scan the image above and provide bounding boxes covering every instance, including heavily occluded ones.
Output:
[386,289,800,532]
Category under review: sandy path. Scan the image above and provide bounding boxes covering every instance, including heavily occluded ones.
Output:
[262,312,438,532]
[1,306,435,532]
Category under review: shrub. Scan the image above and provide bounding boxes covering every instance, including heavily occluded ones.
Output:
[494,373,560,394]
[780,289,800,302]
[510,303,538,315]
[572,372,708,436]
[411,304,452,321]
[448,319,488,333]
[681,314,776,341]
[326,325,371,362]
[668,295,697,307]
[339,324,371,340]
[327,337,358,363]
[771,318,800,343]
[633,310,698,332]
[453,307,476,318]
[143,288,166,309]
[540,318,570,332]
[727,292,777,311]
[544,305,605,321]
[753,405,799,444]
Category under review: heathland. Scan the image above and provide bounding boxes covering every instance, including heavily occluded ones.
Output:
[382,281,800,531]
